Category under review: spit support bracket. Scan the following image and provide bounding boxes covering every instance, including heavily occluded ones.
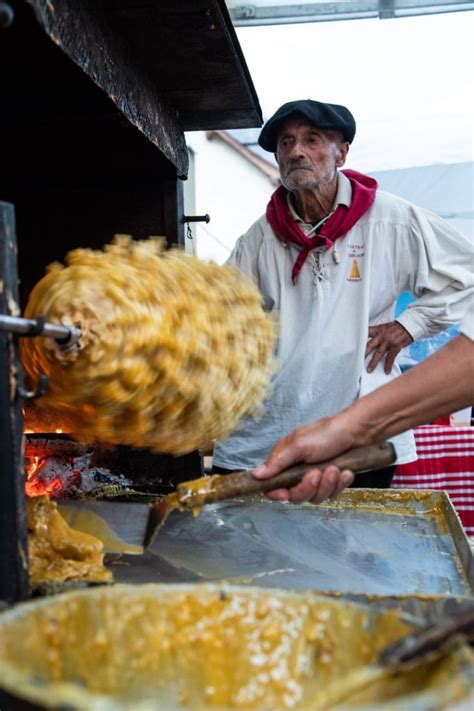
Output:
[0,314,82,352]
[182,214,211,251]
[182,214,210,224]
[17,374,50,401]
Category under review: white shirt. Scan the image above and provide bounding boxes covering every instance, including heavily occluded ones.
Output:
[214,172,473,469]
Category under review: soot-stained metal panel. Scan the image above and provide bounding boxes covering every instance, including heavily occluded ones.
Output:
[28,0,188,176]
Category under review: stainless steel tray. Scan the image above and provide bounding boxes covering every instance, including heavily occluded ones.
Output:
[108,489,474,599]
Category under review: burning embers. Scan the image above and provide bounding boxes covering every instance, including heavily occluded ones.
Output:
[23,430,193,500]
[25,435,132,498]
[24,435,136,499]
[22,404,204,500]
[23,402,132,497]
[25,452,75,498]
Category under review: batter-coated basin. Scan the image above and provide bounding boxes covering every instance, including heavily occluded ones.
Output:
[0,583,472,710]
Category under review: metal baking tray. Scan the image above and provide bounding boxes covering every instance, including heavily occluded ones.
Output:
[107,489,474,599]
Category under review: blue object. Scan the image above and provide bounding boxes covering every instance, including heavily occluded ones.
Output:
[396,292,459,369]
[395,292,416,318]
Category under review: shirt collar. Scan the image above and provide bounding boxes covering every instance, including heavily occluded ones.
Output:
[287,171,352,228]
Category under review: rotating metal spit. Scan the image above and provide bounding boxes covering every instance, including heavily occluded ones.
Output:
[0,314,82,350]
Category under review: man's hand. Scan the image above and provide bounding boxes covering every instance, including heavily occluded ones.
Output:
[252,417,355,504]
[365,321,413,374]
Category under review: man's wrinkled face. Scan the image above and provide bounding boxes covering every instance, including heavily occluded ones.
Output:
[276,118,349,192]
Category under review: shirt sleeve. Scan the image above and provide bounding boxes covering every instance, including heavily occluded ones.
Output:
[226,234,260,287]
[395,208,474,341]
[226,220,276,313]
[460,297,474,341]
[226,218,267,283]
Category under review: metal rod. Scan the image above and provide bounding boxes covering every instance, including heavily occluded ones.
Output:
[182,214,210,224]
[0,314,81,346]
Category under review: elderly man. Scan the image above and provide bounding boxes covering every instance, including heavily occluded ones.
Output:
[212,99,473,487]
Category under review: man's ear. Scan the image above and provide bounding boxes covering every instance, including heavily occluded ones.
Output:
[336,142,349,168]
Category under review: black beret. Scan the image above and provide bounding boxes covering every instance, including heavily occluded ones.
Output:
[258,99,356,151]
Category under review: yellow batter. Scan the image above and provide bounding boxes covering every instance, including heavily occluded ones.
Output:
[0,584,472,710]
[27,495,112,584]
[20,235,276,455]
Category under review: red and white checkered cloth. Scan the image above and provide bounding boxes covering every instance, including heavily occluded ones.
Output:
[393,425,474,537]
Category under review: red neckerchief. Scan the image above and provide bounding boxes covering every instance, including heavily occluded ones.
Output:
[266,169,378,283]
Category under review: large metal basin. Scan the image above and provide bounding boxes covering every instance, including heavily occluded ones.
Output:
[0,583,472,710]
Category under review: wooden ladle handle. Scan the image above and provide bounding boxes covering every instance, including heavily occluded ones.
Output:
[178,442,396,507]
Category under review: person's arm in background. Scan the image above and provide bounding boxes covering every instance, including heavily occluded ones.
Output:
[253,324,474,504]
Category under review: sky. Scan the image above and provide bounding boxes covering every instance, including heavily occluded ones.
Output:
[233,10,474,171]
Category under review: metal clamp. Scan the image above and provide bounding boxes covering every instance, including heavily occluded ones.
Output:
[25,314,47,336]
[18,374,49,401]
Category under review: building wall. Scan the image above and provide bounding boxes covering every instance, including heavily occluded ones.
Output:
[185,132,275,263]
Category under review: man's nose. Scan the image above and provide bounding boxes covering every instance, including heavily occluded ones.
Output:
[287,141,306,159]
